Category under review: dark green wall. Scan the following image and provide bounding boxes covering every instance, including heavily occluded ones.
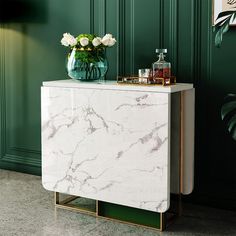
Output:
[0,0,235,210]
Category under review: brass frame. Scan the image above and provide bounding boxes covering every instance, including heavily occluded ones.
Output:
[117,76,176,86]
[53,91,184,232]
[54,192,97,216]
[97,201,165,232]
[54,192,166,231]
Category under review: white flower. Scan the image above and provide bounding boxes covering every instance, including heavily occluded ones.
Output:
[101,34,113,46]
[107,38,116,47]
[61,33,77,47]
[79,37,89,47]
[101,34,116,47]
[103,34,113,40]
[92,37,102,47]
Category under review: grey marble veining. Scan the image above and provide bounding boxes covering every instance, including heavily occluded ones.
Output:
[42,86,171,213]
[0,169,236,236]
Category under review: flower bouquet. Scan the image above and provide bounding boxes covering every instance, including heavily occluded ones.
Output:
[61,33,116,81]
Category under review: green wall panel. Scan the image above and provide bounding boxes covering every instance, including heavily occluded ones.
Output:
[163,0,178,74]
[0,0,236,209]
[0,0,92,175]
[177,0,195,82]
[124,0,161,74]
[103,0,119,80]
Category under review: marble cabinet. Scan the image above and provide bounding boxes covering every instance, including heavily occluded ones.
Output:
[41,80,194,214]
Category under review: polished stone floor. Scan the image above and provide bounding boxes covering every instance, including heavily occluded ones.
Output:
[0,169,236,236]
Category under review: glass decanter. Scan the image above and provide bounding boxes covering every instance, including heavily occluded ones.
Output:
[152,49,171,84]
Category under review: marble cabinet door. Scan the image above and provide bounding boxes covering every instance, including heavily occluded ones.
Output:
[41,87,171,213]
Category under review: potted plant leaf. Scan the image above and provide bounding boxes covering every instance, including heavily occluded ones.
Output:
[214,9,236,140]
[214,10,236,47]
[221,94,236,141]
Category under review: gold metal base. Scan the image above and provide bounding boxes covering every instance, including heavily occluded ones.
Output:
[54,192,97,216]
[54,192,182,232]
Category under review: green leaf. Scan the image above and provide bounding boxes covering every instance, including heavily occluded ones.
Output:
[230,12,236,22]
[77,34,95,42]
[227,114,236,133]
[227,94,236,98]
[221,94,236,141]
[215,28,223,47]
[216,11,235,20]
[221,101,236,119]
[214,10,236,47]
[214,16,231,47]
[232,128,236,141]
[222,23,230,34]
[215,16,230,27]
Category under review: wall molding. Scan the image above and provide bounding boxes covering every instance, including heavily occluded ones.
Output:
[98,0,106,36]
[0,24,41,171]
[117,0,125,76]
[90,0,95,34]
[168,0,178,75]
[0,24,6,159]
[10,147,41,155]
[160,0,165,48]
[129,0,135,74]
[190,0,196,81]
[193,0,202,85]
[2,154,41,167]
[206,0,212,83]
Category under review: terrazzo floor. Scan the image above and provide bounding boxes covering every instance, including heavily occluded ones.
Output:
[0,169,236,236]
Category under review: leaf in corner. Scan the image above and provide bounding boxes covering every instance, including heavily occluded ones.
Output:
[221,94,236,141]
[216,11,235,20]
[215,28,223,47]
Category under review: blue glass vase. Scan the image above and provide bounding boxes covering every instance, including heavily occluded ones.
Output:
[66,48,108,81]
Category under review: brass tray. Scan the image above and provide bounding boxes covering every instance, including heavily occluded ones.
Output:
[117,76,176,86]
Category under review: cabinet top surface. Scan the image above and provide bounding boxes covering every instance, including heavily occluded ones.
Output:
[42,79,193,93]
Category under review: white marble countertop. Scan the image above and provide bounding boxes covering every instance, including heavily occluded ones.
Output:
[43,79,193,93]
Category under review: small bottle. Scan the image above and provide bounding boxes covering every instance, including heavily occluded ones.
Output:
[152,49,171,84]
